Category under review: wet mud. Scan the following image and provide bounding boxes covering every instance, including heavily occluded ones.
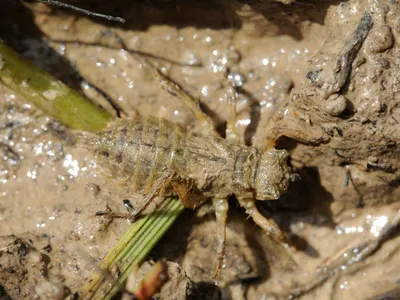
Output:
[0,0,399,299]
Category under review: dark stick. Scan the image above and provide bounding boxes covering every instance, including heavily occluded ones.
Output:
[35,0,126,23]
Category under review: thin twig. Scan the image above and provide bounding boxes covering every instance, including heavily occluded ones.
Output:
[35,0,126,23]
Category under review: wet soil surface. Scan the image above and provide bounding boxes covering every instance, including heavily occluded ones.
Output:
[0,0,399,299]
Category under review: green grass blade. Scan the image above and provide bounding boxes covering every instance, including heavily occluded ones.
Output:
[0,41,111,132]
[78,197,184,299]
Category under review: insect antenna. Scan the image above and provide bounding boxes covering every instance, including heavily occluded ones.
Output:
[31,0,126,23]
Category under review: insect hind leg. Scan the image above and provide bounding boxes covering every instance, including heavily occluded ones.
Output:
[212,198,229,279]
[131,54,217,136]
[96,171,174,222]
[224,81,241,144]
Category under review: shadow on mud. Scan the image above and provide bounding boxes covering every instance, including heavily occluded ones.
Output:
[20,0,339,38]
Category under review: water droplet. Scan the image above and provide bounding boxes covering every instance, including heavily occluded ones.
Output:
[228,72,245,87]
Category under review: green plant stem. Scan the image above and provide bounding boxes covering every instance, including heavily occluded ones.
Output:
[79,197,184,300]
[0,41,111,132]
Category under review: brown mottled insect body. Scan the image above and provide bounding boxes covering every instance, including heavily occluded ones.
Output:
[91,116,290,207]
[95,117,183,196]
[86,55,293,278]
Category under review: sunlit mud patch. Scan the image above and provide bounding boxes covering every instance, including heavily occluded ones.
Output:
[244,204,400,299]
[0,86,135,295]
[0,0,399,299]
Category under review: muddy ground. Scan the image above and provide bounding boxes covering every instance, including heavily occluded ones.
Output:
[0,0,399,299]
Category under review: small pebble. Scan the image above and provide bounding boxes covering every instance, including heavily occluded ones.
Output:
[368,156,378,163]
[35,280,66,300]
[324,94,347,116]
[226,45,241,64]
[85,183,100,197]
[374,58,390,69]
[28,250,43,264]
[364,25,394,54]
[123,199,133,211]
[353,56,366,68]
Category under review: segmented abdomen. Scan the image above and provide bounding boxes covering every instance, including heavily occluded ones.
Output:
[93,116,184,193]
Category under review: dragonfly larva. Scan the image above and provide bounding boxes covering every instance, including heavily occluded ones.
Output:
[81,55,292,277]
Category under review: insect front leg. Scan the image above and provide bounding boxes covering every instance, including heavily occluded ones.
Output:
[264,126,330,150]
[212,198,229,279]
[237,198,287,243]
[96,171,175,221]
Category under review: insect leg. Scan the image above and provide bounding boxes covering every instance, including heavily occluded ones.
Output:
[264,126,330,150]
[131,54,217,136]
[224,81,240,144]
[171,180,206,209]
[259,105,330,150]
[212,197,229,278]
[96,171,174,221]
[237,198,287,243]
